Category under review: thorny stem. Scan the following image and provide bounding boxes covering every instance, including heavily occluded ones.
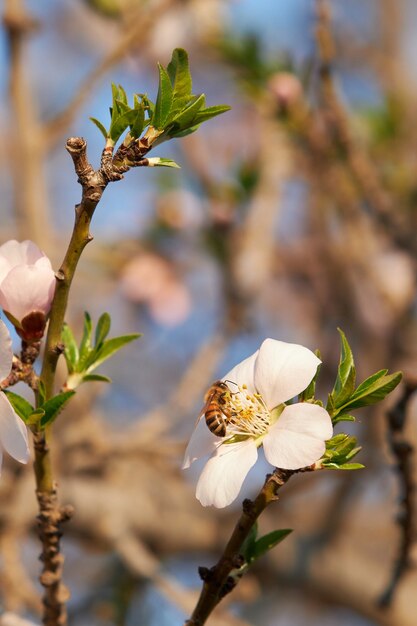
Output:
[185,469,295,626]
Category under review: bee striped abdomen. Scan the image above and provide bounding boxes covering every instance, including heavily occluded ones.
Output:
[203,380,233,437]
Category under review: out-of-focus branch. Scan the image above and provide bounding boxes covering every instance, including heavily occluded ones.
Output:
[379,379,416,607]
[3,0,51,247]
[314,0,415,255]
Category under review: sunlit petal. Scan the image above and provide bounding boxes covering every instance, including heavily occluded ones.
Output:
[254,339,321,409]
[222,349,259,394]
[276,403,333,439]
[0,264,55,322]
[196,439,258,508]
[182,415,219,469]
[0,393,29,463]
[0,320,13,382]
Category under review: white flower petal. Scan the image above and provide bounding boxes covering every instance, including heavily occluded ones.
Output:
[196,439,258,508]
[275,403,333,439]
[222,349,259,394]
[0,320,13,382]
[182,415,219,469]
[254,339,321,409]
[0,392,30,463]
[263,403,332,470]
[0,264,56,321]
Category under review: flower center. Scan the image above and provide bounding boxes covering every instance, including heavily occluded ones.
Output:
[224,384,270,438]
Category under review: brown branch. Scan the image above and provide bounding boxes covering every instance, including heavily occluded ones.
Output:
[379,379,416,607]
[185,469,296,626]
[314,0,415,254]
[3,0,51,247]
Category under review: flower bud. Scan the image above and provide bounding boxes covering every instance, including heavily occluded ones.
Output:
[0,240,55,341]
[268,72,303,114]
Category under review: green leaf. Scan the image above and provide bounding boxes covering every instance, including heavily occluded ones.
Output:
[332,413,356,424]
[95,312,111,348]
[333,329,356,403]
[117,84,128,106]
[90,117,108,139]
[153,64,174,129]
[40,391,76,428]
[3,391,34,423]
[87,334,141,371]
[78,312,93,369]
[146,157,181,168]
[129,105,145,139]
[28,408,45,425]
[339,371,402,411]
[166,48,193,118]
[192,104,231,124]
[248,529,293,563]
[82,374,112,384]
[38,380,46,407]
[62,323,79,374]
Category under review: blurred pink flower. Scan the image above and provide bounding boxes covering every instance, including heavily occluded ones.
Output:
[121,252,191,326]
[183,339,332,508]
[0,240,55,341]
[0,320,30,468]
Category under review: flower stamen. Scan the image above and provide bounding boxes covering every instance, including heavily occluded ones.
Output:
[225,385,270,438]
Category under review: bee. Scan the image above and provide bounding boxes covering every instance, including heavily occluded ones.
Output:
[203,380,236,437]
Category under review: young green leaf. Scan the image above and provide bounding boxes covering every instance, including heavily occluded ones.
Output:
[40,391,76,428]
[248,529,293,563]
[3,391,34,423]
[82,374,112,384]
[146,157,181,168]
[62,323,79,374]
[88,334,141,371]
[167,48,192,111]
[153,64,174,129]
[329,329,356,411]
[78,312,93,368]
[191,104,232,125]
[90,117,108,139]
[95,312,111,348]
[339,371,402,411]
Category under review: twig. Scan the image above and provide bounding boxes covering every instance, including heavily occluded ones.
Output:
[379,379,416,607]
[185,469,296,626]
[314,0,415,254]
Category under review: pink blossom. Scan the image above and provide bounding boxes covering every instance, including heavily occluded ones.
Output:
[0,240,55,340]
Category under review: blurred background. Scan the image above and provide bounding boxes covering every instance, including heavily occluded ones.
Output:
[1,0,417,625]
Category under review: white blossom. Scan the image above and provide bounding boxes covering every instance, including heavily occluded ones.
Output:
[0,320,30,470]
[183,339,333,508]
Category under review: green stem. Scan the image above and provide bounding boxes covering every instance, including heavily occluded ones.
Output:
[185,469,294,626]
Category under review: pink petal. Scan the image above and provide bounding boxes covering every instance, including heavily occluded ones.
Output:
[0,393,29,463]
[222,349,259,395]
[196,439,258,508]
[0,320,13,382]
[263,404,332,470]
[182,415,219,469]
[254,339,321,409]
[0,264,55,322]
[0,240,45,267]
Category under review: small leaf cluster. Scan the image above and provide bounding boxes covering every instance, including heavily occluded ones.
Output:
[90,48,230,166]
[62,312,141,390]
[5,385,75,429]
[296,329,402,470]
[326,329,402,424]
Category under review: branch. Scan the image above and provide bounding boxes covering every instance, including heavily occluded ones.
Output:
[379,378,416,607]
[185,469,295,626]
